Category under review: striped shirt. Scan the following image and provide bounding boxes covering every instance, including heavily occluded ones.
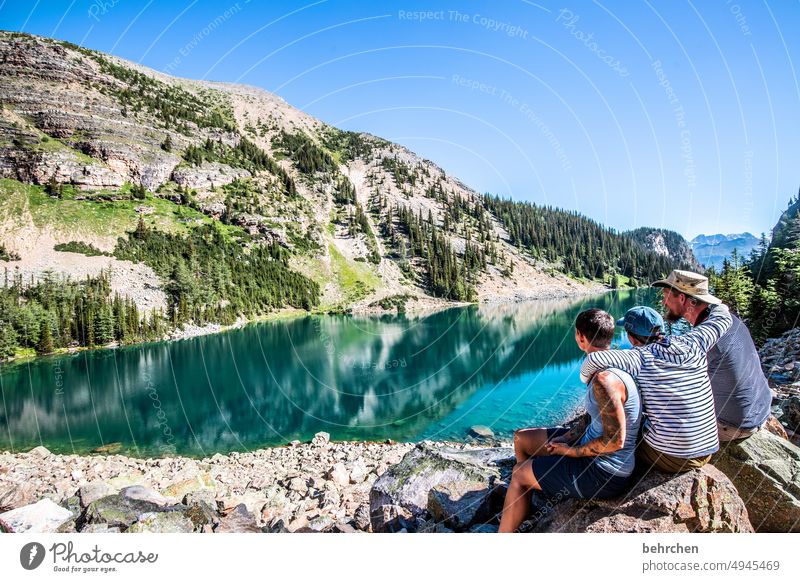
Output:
[580,304,732,459]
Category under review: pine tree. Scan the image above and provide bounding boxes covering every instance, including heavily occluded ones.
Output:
[36,319,54,355]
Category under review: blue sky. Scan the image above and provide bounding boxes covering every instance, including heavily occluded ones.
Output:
[1,0,798,239]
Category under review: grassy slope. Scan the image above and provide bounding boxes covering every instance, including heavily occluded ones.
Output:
[0,178,242,241]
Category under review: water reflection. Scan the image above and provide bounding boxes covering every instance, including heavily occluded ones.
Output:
[0,289,656,457]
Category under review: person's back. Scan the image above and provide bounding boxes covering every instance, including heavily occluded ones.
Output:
[706,312,772,437]
[580,303,732,469]
[579,367,641,477]
[656,269,773,441]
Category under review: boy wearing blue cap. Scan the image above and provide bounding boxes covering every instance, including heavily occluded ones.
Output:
[581,303,732,473]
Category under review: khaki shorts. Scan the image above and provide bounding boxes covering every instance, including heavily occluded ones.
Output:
[636,439,711,473]
[717,419,760,442]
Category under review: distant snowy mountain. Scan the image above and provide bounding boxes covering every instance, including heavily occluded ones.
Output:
[689,232,761,270]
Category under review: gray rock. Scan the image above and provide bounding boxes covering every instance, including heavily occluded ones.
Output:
[288,477,308,495]
[182,489,217,508]
[183,501,219,531]
[127,511,195,533]
[28,445,52,459]
[215,504,261,533]
[468,425,495,439]
[81,523,122,533]
[427,478,500,531]
[713,429,800,532]
[348,458,368,484]
[0,499,74,533]
[79,481,117,509]
[369,444,508,532]
[171,162,249,192]
[307,514,335,532]
[353,504,371,531]
[319,488,341,510]
[312,432,331,447]
[533,465,752,533]
[326,462,349,487]
[120,485,178,506]
[780,397,800,432]
[0,481,36,511]
[83,494,182,530]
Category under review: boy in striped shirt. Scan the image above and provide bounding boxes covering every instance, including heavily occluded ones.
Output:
[580,302,732,472]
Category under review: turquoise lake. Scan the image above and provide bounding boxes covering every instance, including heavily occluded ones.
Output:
[0,289,657,458]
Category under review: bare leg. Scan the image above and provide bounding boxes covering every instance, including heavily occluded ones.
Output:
[498,458,541,533]
[513,428,550,464]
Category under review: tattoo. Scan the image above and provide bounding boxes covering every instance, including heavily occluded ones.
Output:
[561,413,589,444]
[572,371,626,457]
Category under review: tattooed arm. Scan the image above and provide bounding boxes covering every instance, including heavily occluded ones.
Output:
[548,413,589,445]
[546,371,626,457]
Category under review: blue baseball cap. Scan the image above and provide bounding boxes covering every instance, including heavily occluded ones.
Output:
[616,306,664,337]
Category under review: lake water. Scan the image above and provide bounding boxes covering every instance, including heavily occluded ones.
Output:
[0,289,658,457]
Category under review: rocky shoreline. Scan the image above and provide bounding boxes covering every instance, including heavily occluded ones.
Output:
[1,326,799,534]
[0,434,457,533]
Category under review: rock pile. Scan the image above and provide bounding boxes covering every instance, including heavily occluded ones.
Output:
[369,443,753,533]
[0,434,415,533]
[759,327,800,442]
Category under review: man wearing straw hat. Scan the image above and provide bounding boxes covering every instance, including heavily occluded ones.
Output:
[580,290,732,472]
[654,270,772,442]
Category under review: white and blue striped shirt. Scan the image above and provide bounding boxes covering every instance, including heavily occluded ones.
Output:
[580,304,732,459]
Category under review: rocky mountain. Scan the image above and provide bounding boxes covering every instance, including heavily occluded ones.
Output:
[0,31,692,356]
[625,227,702,272]
[690,232,761,270]
[0,31,605,317]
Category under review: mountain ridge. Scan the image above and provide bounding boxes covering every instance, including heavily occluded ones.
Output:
[690,232,761,270]
[0,31,694,359]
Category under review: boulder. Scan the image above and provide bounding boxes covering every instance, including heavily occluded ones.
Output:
[215,504,261,533]
[348,458,369,484]
[307,514,335,532]
[28,445,52,459]
[183,500,219,531]
[353,504,371,531]
[81,524,122,533]
[82,494,185,530]
[468,425,495,439]
[780,397,800,432]
[764,414,789,440]
[119,485,179,506]
[369,444,513,532]
[260,485,292,523]
[532,465,752,533]
[327,462,350,487]
[162,474,215,500]
[0,481,36,511]
[713,429,800,532]
[312,432,331,447]
[127,512,195,533]
[0,499,74,533]
[78,482,117,509]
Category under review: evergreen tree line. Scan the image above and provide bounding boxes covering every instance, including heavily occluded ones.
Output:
[0,270,166,360]
[320,129,379,163]
[183,137,298,197]
[273,130,337,175]
[394,205,478,301]
[709,194,800,344]
[115,220,320,326]
[481,194,679,282]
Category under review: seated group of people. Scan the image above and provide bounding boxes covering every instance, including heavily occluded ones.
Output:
[499,269,773,533]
